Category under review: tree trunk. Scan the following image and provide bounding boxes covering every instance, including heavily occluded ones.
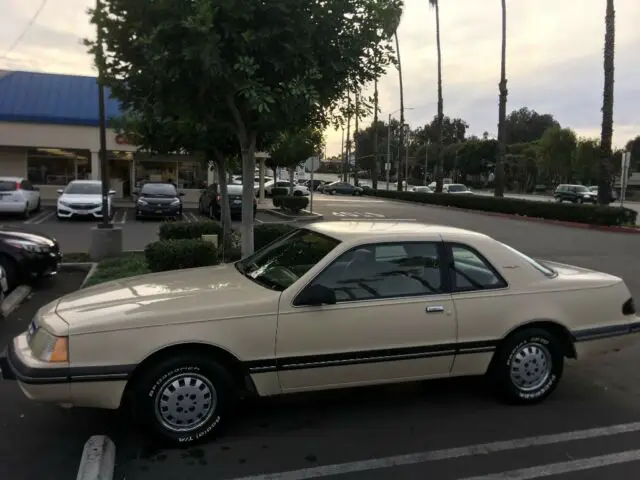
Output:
[288,167,295,194]
[353,91,359,186]
[344,91,352,183]
[372,78,379,190]
[213,153,233,251]
[599,0,615,205]
[494,0,508,198]
[433,1,445,193]
[240,134,257,256]
[395,31,405,192]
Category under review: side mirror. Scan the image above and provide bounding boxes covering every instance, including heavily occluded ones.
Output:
[56,189,63,195]
[108,189,116,195]
[179,192,185,196]
[295,284,336,307]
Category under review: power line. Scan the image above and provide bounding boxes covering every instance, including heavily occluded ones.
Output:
[0,0,49,60]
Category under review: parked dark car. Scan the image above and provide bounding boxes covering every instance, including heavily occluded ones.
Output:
[322,181,363,196]
[0,229,62,291]
[134,182,185,220]
[554,184,597,204]
[199,184,256,220]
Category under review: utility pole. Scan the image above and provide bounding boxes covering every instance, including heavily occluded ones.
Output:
[404,126,410,188]
[386,113,391,191]
[424,140,429,186]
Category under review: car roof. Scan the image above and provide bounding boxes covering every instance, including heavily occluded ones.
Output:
[0,176,23,181]
[68,180,101,185]
[305,221,490,243]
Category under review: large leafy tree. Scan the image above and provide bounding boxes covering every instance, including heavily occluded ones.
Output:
[268,127,325,192]
[504,108,560,144]
[537,126,577,184]
[598,0,615,205]
[626,136,640,171]
[88,0,402,255]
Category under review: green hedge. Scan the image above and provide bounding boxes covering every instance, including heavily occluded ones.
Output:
[158,220,223,241]
[273,195,309,213]
[365,189,637,226]
[145,239,220,272]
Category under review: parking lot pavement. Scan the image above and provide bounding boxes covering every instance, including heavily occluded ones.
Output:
[0,208,280,253]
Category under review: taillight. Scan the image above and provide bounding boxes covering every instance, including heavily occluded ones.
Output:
[15,182,21,190]
[216,195,220,201]
[623,298,636,316]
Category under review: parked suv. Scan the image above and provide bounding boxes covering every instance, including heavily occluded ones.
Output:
[553,184,597,204]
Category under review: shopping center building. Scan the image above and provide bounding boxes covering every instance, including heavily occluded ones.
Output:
[0,70,215,202]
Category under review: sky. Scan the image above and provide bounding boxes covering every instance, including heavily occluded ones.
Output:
[1,0,639,158]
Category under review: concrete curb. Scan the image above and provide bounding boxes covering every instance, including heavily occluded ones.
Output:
[1,285,32,318]
[79,263,99,289]
[368,196,640,234]
[263,208,324,222]
[76,435,116,480]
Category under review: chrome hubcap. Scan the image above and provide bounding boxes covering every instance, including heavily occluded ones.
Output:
[154,373,217,433]
[509,342,552,391]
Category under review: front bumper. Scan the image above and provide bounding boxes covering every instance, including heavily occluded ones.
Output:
[136,203,181,218]
[57,204,106,219]
[20,250,63,278]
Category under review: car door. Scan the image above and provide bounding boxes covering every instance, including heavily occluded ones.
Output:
[443,242,510,376]
[275,241,457,392]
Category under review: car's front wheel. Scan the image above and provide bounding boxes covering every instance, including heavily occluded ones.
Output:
[489,327,564,405]
[132,354,234,445]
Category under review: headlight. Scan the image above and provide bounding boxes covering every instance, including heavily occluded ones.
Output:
[170,199,180,206]
[59,200,70,207]
[29,326,68,363]
[137,198,148,205]
[5,239,47,253]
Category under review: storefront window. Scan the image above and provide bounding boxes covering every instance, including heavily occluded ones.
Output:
[26,148,91,185]
[135,159,177,188]
[178,159,207,189]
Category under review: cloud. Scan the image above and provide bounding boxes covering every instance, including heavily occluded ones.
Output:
[1,0,639,156]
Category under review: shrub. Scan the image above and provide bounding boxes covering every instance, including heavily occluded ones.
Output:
[276,195,309,213]
[366,189,637,226]
[254,223,298,250]
[271,187,289,197]
[158,220,223,241]
[145,239,220,272]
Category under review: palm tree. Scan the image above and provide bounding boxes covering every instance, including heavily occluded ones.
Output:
[372,76,380,190]
[394,30,406,191]
[429,0,444,193]
[598,0,615,205]
[494,0,508,198]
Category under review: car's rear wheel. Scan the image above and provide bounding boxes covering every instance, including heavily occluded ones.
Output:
[34,198,41,212]
[489,328,564,405]
[329,190,336,195]
[293,190,302,196]
[210,205,220,221]
[132,354,234,445]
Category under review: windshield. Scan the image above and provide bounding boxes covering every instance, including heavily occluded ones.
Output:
[65,183,101,195]
[140,183,178,196]
[448,184,468,192]
[574,186,589,192]
[236,229,341,291]
[499,242,556,277]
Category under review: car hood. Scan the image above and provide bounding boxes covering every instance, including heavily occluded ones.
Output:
[0,228,56,246]
[59,194,103,204]
[54,263,280,334]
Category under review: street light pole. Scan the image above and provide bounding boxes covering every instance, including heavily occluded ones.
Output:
[96,0,111,229]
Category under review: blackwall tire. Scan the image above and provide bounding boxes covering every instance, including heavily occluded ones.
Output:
[490,328,564,405]
[132,354,235,445]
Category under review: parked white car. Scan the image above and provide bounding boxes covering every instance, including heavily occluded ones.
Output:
[411,186,433,193]
[428,178,453,190]
[0,177,41,218]
[265,180,310,196]
[56,180,115,220]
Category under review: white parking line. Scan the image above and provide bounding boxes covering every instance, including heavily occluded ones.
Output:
[460,449,640,479]
[186,212,199,222]
[24,210,53,224]
[120,210,127,224]
[227,421,640,480]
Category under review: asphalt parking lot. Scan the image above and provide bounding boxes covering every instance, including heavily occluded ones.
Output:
[2,195,640,479]
[0,207,281,253]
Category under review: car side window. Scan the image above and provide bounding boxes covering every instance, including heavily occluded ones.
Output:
[308,242,444,303]
[449,244,507,293]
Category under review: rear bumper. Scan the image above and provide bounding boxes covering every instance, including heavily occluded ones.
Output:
[0,201,28,213]
[573,318,640,358]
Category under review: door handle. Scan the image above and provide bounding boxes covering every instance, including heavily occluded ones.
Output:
[426,305,445,313]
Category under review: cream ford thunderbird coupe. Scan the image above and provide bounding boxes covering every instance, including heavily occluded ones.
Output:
[1,221,638,444]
